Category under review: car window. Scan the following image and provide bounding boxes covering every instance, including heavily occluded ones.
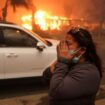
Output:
[2,27,38,47]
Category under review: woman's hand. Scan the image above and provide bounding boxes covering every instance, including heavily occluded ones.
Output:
[57,40,74,60]
[50,60,57,73]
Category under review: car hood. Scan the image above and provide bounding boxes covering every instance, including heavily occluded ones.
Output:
[45,38,59,46]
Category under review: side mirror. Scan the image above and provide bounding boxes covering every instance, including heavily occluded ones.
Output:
[36,42,46,51]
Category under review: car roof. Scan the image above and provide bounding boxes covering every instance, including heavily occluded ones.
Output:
[0,21,16,25]
[0,21,21,28]
[0,21,27,30]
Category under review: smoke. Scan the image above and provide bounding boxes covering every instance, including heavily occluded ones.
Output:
[34,0,105,22]
[0,0,105,23]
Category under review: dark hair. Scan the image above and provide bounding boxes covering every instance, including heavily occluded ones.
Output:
[67,27,102,78]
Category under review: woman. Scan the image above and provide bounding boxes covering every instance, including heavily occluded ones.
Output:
[43,27,102,105]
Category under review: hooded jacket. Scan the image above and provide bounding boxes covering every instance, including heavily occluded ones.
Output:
[48,61,100,105]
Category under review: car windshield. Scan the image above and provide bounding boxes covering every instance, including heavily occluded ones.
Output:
[23,28,49,45]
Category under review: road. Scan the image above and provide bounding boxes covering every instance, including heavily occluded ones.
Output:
[0,77,105,105]
[0,78,49,105]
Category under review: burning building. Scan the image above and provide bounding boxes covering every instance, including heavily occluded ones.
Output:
[0,0,87,32]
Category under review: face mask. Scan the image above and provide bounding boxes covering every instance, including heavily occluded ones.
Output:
[69,48,82,63]
[71,54,82,63]
[69,47,81,55]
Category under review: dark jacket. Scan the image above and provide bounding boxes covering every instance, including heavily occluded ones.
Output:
[43,61,100,105]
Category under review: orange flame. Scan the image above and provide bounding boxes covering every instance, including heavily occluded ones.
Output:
[21,10,69,31]
[35,10,49,30]
[21,15,32,30]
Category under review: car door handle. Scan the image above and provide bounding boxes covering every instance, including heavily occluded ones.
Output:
[5,53,18,58]
[5,53,13,57]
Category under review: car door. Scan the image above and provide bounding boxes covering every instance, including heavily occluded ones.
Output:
[0,54,4,79]
[2,27,55,79]
[0,29,5,79]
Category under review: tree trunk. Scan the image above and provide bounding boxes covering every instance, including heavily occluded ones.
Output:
[2,0,8,21]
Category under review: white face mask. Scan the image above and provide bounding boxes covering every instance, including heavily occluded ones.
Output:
[69,48,83,63]
[69,48,81,55]
[71,54,83,63]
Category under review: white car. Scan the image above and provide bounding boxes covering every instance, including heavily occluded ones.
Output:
[0,22,59,79]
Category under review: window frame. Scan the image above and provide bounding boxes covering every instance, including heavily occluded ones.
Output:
[2,27,38,48]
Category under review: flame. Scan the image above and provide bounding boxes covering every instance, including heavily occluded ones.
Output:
[35,10,49,30]
[21,10,70,31]
[21,15,32,30]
